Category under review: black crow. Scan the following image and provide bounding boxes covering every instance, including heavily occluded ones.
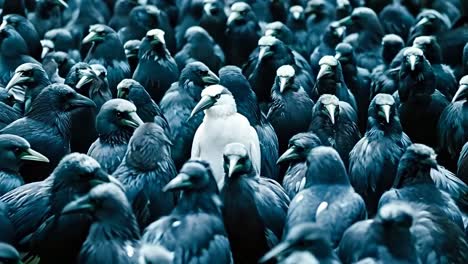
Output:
[43,28,82,62]
[305,0,335,47]
[64,0,106,48]
[88,99,143,175]
[28,0,67,38]
[0,87,15,106]
[286,5,314,58]
[0,201,15,244]
[267,65,314,156]
[113,122,177,228]
[138,244,174,264]
[336,7,384,71]
[379,144,465,229]
[109,0,140,31]
[458,142,468,184]
[0,153,113,262]
[221,142,289,263]
[284,146,366,247]
[118,5,176,54]
[309,94,360,169]
[335,42,371,132]
[0,24,37,86]
[142,160,233,263]
[61,183,140,264]
[219,65,280,181]
[2,14,42,60]
[349,94,411,216]
[378,0,415,42]
[123,39,140,74]
[0,243,19,264]
[117,79,169,132]
[4,63,50,114]
[260,223,341,264]
[83,24,130,94]
[175,26,225,73]
[0,84,95,182]
[407,9,451,46]
[0,0,27,19]
[75,64,112,111]
[0,134,48,196]
[438,76,468,169]
[133,28,179,103]
[223,2,261,67]
[309,22,345,78]
[0,98,21,130]
[277,132,322,199]
[42,51,73,83]
[160,61,219,169]
[397,47,449,149]
[314,55,357,112]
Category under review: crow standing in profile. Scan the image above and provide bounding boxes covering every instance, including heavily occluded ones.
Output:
[61,183,140,264]
[113,123,177,228]
[0,134,49,196]
[285,146,366,248]
[88,99,143,175]
[0,84,95,182]
[349,94,411,216]
[133,28,179,103]
[142,160,233,264]
[221,143,289,264]
[83,24,130,94]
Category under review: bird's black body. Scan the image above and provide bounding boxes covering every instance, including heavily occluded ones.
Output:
[2,14,42,61]
[28,0,65,38]
[458,142,468,184]
[108,0,139,31]
[378,0,415,42]
[285,146,366,248]
[310,23,345,79]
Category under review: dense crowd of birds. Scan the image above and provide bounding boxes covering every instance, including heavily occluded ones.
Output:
[0,0,466,263]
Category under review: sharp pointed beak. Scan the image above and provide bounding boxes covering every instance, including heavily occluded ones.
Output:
[292,11,301,20]
[150,33,166,45]
[227,11,241,25]
[334,52,342,61]
[415,17,429,28]
[452,84,468,102]
[409,55,417,71]
[125,49,138,58]
[5,72,29,91]
[202,71,220,85]
[325,104,336,125]
[277,147,300,164]
[317,65,332,80]
[56,0,69,8]
[258,46,270,62]
[121,112,144,128]
[163,173,192,192]
[336,16,353,27]
[61,195,94,215]
[259,241,292,263]
[76,69,96,89]
[264,29,275,36]
[204,3,213,16]
[68,93,96,109]
[82,31,99,44]
[41,47,50,59]
[20,148,49,163]
[88,169,113,187]
[380,104,391,124]
[0,20,7,32]
[279,77,288,93]
[227,156,240,178]
[190,95,216,119]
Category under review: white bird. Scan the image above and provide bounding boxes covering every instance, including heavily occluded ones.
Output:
[190,84,261,189]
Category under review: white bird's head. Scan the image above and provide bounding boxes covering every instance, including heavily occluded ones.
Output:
[190,85,236,118]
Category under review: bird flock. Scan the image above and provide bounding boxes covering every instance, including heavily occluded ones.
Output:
[0,0,466,263]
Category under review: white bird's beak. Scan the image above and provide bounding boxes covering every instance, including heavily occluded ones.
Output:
[190,95,216,119]
[41,47,50,59]
[409,55,417,71]
[292,11,301,20]
[20,148,49,163]
[0,20,7,32]
[227,11,241,25]
[380,104,391,124]
[279,77,288,93]
[414,17,429,28]
[334,52,342,61]
[325,104,336,125]
[317,65,332,80]
[228,156,240,178]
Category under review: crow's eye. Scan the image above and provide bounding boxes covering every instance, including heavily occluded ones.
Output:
[13,147,21,155]
[214,94,221,99]
[116,112,123,118]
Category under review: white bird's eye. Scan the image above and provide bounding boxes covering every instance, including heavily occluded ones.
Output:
[215,94,221,99]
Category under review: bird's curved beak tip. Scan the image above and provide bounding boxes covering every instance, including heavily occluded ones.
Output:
[61,197,94,215]
[277,147,298,164]
[202,71,220,85]
[259,242,291,263]
[163,173,191,192]
[122,112,144,128]
[20,148,49,163]
[190,96,216,119]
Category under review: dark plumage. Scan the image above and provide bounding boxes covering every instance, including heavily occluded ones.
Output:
[0,243,19,264]
[0,153,113,263]
[310,22,345,79]
[123,39,140,74]
[0,84,95,182]
[458,142,468,184]
[309,94,360,168]
[61,183,140,264]
[175,26,224,73]
[223,2,261,67]
[44,28,82,65]
[277,132,322,200]
[113,123,177,228]
[65,0,106,47]
[108,0,140,31]
[28,0,66,38]
[221,143,289,264]
[2,14,42,61]
[407,9,451,46]
[0,201,14,244]
[267,65,314,155]
[378,0,415,42]
[260,223,341,264]
[160,61,219,169]
[88,99,143,175]
[83,24,131,94]
[219,65,279,180]
[0,134,48,196]
[397,47,449,149]
[0,97,21,130]
[285,146,366,248]
[142,160,233,263]
[133,28,179,103]
[0,0,27,18]
[305,0,335,46]
[379,144,465,229]
[74,64,112,111]
[349,94,411,216]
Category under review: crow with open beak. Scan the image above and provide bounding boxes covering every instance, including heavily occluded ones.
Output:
[61,183,140,264]
[123,39,140,74]
[0,84,96,182]
[349,94,412,216]
[267,65,314,157]
[142,160,233,264]
[284,146,366,248]
[0,153,115,263]
[260,223,340,264]
[133,28,179,103]
[83,24,130,95]
[160,61,219,169]
[87,99,143,175]
[309,94,360,168]
[221,143,289,264]
[2,14,42,61]
[0,134,48,196]
[74,64,112,111]
[28,0,68,38]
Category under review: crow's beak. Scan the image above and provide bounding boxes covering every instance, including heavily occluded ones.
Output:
[55,0,69,8]
[325,104,336,125]
[452,84,468,102]
[227,11,241,25]
[277,147,300,164]
[258,46,272,62]
[227,156,240,178]
[89,169,112,187]
[121,112,144,128]
[19,148,49,163]
[409,55,417,71]
[317,64,332,80]
[259,241,293,263]
[82,31,101,44]
[190,95,216,119]
[76,69,96,89]
[41,47,50,59]
[380,104,391,123]
[163,173,192,192]
[68,93,96,109]
[336,16,352,27]
[414,17,430,28]
[334,52,342,61]
[279,77,288,93]
[6,72,30,91]
[292,11,301,20]
[0,20,7,32]
[61,195,94,215]
[202,70,220,85]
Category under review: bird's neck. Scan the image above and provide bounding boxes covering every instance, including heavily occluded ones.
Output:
[174,192,223,216]
[205,104,237,119]
[98,127,134,145]
[88,212,140,242]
